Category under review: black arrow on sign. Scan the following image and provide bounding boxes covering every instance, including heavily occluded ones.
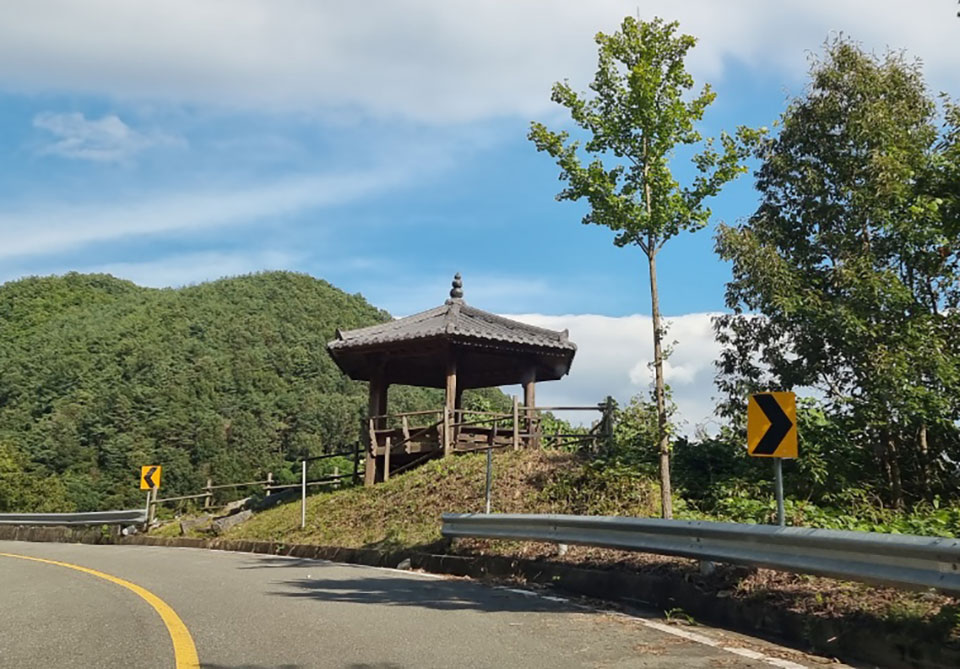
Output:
[143,466,158,489]
[753,394,793,455]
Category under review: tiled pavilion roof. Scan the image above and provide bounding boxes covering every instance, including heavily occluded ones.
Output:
[327,274,576,389]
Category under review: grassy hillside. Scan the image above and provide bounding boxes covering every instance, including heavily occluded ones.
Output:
[223,449,660,549]
[0,271,508,512]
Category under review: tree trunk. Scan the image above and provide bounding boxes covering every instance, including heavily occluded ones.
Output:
[872,432,892,502]
[886,429,904,510]
[648,242,673,519]
[918,423,931,498]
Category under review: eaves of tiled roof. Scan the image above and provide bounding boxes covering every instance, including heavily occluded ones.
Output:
[327,298,575,353]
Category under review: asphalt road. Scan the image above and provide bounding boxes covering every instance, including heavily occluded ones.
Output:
[0,540,837,668]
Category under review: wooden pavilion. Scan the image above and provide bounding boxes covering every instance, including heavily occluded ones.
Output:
[327,274,577,485]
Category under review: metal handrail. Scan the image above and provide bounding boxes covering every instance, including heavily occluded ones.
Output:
[266,473,355,491]
[441,513,960,596]
[154,492,211,503]
[203,480,270,491]
[522,405,606,411]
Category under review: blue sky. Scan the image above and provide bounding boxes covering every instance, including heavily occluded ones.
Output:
[2,1,958,429]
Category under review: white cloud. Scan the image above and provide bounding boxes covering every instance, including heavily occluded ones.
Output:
[0,166,409,260]
[0,2,956,123]
[502,312,724,435]
[32,112,180,162]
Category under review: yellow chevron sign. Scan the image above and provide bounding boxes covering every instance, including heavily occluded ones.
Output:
[140,465,162,490]
[747,392,797,458]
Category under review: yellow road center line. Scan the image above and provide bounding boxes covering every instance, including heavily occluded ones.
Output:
[0,551,200,668]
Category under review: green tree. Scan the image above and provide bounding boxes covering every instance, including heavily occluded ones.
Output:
[606,394,664,472]
[529,17,753,517]
[0,440,73,512]
[715,39,960,507]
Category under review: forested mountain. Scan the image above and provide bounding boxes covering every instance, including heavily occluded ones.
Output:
[0,271,507,512]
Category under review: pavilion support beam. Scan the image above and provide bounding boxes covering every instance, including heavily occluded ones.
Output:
[454,387,464,445]
[364,372,386,486]
[444,358,457,456]
[377,384,389,428]
[522,367,538,449]
[379,382,390,478]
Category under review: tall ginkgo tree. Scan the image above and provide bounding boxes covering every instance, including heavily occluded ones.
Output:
[529,17,754,518]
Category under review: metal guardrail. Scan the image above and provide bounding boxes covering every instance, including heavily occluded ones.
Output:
[0,509,147,526]
[441,513,960,596]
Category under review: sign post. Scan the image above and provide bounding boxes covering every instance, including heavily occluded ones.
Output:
[301,459,307,530]
[747,392,796,527]
[773,457,785,526]
[485,442,493,514]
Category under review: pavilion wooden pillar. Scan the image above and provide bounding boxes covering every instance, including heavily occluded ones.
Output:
[378,381,389,479]
[454,387,464,444]
[444,358,457,456]
[377,384,389,426]
[522,367,538,448]
[364,370,388,486]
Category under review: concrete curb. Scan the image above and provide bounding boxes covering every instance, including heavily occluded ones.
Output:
[1,525,957,669]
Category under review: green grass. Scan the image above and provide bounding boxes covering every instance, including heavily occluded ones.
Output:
[223,449,659,550]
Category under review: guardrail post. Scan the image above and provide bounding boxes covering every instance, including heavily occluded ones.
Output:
[265,471,273,497]
[203,478,213,510]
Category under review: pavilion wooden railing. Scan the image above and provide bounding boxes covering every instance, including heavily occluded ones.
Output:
[368,409,446,481]
[366,398,617,481]
[529,401,616,453]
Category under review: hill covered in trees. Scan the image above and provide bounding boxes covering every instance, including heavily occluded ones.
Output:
[0,271,507,512]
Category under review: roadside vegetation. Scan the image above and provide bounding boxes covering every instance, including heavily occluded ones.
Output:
[527,18,960,525]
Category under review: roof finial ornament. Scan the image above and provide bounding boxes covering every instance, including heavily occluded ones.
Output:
[450,272,464,300]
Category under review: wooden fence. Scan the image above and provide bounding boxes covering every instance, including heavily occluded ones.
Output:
[148,443,363,523]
